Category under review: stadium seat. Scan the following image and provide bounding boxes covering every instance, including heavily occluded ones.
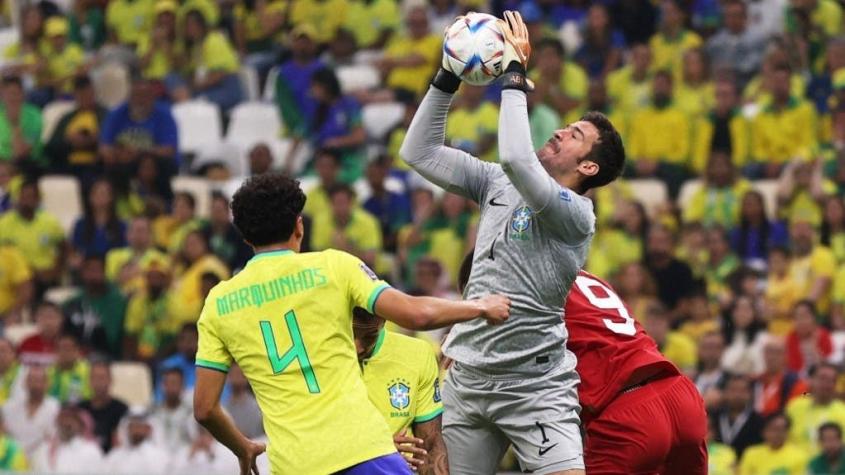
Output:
[92,62,130,109]
[172,100,223,157]
[627,179,669,218]
[172,176,212,218]
[263,65,280,101]
[0,28,18,65]
[40,100,75,141]
[225,101,282,148]
[336,64,381,93]
[751,179,779,220]
[39,175,82,233]
[239,65,260,102]
[4,324,38,346]
[362,102,405,141]
[110,362,153,408]
[677,179,703,212]
[44,286,80,306]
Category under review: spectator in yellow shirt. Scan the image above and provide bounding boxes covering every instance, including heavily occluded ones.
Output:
[606,42,653,115]
[820,196,845,263]
[343,0,399,50]
[692,78,750,173]
[169,230,229,324]
[153,191,202,253]
[777,159,836,228]
[765,247,802,334]
[683,152,752,228]
[0,245,32,322]
[311,184,382,270]
[105,216,168,295]
[123,255,179,361]
[750,65,818,178]
[643,302,698,375]
[786,362,845,454]
[378,6,440,100]
[446,85,498,162]
[833,264,845,328]
[786,0,843,73]
[289,0,348,45]
[0,180,65,297]
[675,48,713,120]
[32,17,85,106]
[233,0,286,81]
[649,0,702,81]
[788,220,837,315]
[627,70,692,199]
[2,6,46,79]
[530,38,589,126]
[136,1,183,82]
[302,149,340,222]
[105,0,154,47]
[739,413,808,475]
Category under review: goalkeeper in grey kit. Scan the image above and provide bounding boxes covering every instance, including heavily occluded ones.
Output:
[398,11,626,475]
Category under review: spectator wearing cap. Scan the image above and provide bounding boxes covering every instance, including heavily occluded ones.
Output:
[31,405,103,473]
[170,9,243,113]
[0,76,43,170]
[150,367,198,451]
[104,407,169,474]
[0,411,28,471]
[378,5,441,100]
[18,302,64,366]
[2,365,60,458]
[0,242,32,323]
[63,255,128,359]
[788,220,837,315]
[136,0,182,85]
[739,412,808,475]
[77,361,128,453]
[643,302,698,375]
[530,38,589,126]
[446,84,498,162]
[691,78,750,175]
[607,43,653,115]
[786,362,845,453]
[123,255,177,361]
[711,373,764,458]
[627,70,691,199]
[705,0,768,88]
[749,64,818,178]
[649,0,702,81]
[46,334,92,404]
[809,422,845,474]
[362,155,411,253]
[311,184,382,270]
[44,75,107,182]
[786,301,833,374]
[68,0,107,52]
[105,216,167,295]
[30,16,86,107]
[202,192,251,271]
[169,230,229,325]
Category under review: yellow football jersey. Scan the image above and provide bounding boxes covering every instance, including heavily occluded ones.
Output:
[362,330,443,434]
[196,249,397,474]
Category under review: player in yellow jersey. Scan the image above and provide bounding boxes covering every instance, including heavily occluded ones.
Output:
[353,307,447,474]
[193,173,510,475]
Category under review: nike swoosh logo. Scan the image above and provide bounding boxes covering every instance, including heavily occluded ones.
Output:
[489,197,508,207]
[538,443,558,456]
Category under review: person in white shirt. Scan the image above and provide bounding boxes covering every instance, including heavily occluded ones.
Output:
[166,427,238,475]
[149,367,197,451]
[31,405,104,473]
[2,365,60,458]
[104,408,169,474]
[721,296,768,375]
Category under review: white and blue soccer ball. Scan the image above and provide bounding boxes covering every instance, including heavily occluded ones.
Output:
[442,12,506,86]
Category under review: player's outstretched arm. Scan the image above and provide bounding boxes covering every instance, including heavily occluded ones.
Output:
[195,368,266,475]
[399,72,496,203]
[374,287,509,330]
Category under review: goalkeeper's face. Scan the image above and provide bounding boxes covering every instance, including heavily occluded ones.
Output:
[537,121,600,178]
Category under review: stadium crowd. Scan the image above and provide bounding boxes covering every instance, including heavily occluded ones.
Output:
[0,0,845,473]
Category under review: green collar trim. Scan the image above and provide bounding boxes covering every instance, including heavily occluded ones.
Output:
[370,328,387,359]
[248,249,294,264]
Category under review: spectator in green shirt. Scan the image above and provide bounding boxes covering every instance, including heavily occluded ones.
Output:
[0,76,43,173]
[809,422,845,474]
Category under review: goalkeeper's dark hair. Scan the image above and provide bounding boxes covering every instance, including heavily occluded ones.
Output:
[231,173,306,247]
[579,111,625,192]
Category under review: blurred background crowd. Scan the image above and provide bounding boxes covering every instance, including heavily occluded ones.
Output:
[0,0,844,473]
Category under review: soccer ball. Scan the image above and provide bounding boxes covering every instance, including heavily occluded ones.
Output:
[442,12,506,86]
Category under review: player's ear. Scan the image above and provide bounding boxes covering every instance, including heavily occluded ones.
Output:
[577,159,599,177]
[294,215,305,241]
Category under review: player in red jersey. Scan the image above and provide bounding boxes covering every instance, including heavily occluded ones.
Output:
[563,270,707,474]
[454,254,708,475]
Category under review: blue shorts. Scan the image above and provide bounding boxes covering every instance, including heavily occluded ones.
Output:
[335,453,411,474]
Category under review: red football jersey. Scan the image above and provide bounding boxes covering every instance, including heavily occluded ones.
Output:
[565,270,679,421]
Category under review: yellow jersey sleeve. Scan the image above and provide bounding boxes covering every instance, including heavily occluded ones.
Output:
[331,250,391,314]
[196,299,234,372]
[413,343,443,424]
[811,247,837,278]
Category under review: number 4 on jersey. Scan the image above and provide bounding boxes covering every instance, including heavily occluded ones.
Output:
[573,276,636,336]
[260,310,321,393]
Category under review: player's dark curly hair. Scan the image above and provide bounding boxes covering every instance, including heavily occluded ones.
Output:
[231,173,306,247]
[579,111,625,192]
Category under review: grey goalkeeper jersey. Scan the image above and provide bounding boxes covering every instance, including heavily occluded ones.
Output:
[400,87,595,374]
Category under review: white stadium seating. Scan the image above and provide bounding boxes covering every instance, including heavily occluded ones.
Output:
[39,175,82,233]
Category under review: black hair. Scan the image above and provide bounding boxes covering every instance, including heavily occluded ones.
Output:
[314,148,342,165]
[1,75,23,89]
[18,178,39,194]
[73,75,92,90]
[578,111,626,192]
[536,37,565,57]
[184,9,206,31]
[81,178,124,253]
[721,296,763,345]
[82,253,106,266]
[231,173,306,246]
[762,412,790,430]
[311,68,343,132]
[820,196,845,247]
[809,361,839,378]
[174,191,196,210]
[180,323,198,335]
[162,366,184,380]
[352,306,380,325]
[200,271,221,287]
[327,183,355,200]
[458,249,474,295]
[793,299,817,317]
[736,190,770,260]
[724,372,753,389]
[819,422,843,440]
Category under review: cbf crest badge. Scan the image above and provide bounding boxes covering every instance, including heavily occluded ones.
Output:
[388,379,411,411]
[509,206,533,241]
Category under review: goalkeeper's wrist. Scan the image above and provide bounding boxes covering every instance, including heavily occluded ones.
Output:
[500,62,531,92]
[431,68,461,94]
